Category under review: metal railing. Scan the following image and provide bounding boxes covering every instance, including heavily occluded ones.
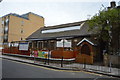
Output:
[2,53,120,77]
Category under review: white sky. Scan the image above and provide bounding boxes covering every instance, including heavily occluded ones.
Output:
[0,0,120,26]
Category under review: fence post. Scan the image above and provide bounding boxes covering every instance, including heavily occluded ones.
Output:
[34,54,35,63]
[44,59,46,64]
[84,58,86,69]
[61,56,63,67]
[48,51,50,65]
[109,62,112,73]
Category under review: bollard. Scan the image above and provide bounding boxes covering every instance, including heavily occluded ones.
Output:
[48,51,49,65]
[84,58,86,69]
[34,55,35,63]
[44,59,46,64]
[109,62,112,73]
[61,56,63,67]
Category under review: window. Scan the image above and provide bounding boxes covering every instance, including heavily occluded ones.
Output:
[6,19,9,26]
[21,21,24,26]
[42,26,80,33]
[32,41,37,48]
[43,41,48,49]
[42,22,85,33]
[21,29,24,33]
[6,19,9,23]
[4,18,9,26]
[38,41,43,50]
[4,26,8,34]
[4,34,8,42]
[21,38,23,40]
[50,41,55,50]
[29,42,32,49]
[2,21,4,25]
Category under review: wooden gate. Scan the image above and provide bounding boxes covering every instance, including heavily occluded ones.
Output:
[76,40,94,64]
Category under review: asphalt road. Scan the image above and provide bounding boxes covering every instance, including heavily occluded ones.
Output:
[1,58,119,80]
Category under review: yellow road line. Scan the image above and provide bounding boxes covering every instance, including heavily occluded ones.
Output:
[2,58,81,72]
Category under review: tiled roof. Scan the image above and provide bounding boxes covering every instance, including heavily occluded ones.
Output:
[27,21,95,40]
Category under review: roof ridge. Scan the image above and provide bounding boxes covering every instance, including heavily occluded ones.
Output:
[46,20,87,27]
[43,20,87,30]
[1,12,44,19]
[1,13,29,20]
[21,12,44,18]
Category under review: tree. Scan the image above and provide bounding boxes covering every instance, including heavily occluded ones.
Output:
[87,8,120,55]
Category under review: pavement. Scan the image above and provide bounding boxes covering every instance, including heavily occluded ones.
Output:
[0,53,120,78]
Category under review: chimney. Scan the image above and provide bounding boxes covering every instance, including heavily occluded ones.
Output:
[110,1,116,8]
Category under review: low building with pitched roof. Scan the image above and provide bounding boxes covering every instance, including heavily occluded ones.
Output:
[25,20,100,64]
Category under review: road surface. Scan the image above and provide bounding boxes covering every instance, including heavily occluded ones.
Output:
[1,58,119,80]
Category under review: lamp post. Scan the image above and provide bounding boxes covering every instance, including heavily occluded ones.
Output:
[118,7,120,55]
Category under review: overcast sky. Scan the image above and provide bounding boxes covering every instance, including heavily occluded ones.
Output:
[0,0,120,26]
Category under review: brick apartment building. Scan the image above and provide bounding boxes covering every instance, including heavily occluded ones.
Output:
[0,12,44,49]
